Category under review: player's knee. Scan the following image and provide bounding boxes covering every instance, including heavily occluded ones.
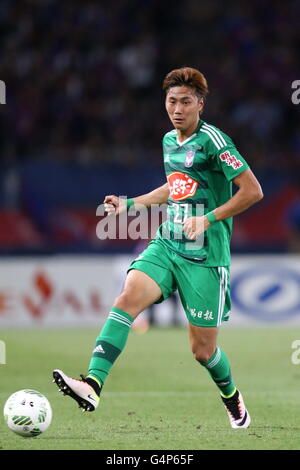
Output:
[193,347,215,364]
[114,291,134,311]
[113,291,142,317]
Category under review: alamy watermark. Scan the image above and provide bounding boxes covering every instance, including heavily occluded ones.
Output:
[0,340,6,364]
[0,80,6,104]
[291,80,300,105]
[291,340,300,365]
[96,200,206,252]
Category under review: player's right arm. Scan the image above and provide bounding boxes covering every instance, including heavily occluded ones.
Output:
[104,182,169,216]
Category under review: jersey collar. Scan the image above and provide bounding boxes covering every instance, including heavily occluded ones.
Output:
[175,119,204,147]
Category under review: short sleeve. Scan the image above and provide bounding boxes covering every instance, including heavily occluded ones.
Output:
[214,144,250,181]
[202,125,250,181]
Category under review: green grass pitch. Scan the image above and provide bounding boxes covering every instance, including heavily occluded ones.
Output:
[0,326,299,450]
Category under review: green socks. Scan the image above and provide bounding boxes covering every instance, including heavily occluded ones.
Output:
[199,347,236,397]
[88,307,133,386]
[88,309,235,400]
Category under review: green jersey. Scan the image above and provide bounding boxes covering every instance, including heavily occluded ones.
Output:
[156,119,249,266]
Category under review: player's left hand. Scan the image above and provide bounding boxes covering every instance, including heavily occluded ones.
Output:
[182,216,210,240]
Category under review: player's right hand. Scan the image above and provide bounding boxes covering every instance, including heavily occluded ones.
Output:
[103,195,126,216]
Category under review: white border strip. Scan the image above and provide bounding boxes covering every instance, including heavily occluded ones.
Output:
[109,311,133,325]
[203,123,227,147]
[217,268,226,326]
[200,128,221,150]
[108,314,132,328]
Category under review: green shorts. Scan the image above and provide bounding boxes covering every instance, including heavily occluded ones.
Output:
[128,238,231,327]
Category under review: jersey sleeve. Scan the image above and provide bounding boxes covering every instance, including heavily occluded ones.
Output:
[205,128,250,182]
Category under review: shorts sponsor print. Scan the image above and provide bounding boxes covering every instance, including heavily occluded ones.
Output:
[128,238,231,327]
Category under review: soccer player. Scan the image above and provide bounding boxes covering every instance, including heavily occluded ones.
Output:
[53,67,263,428]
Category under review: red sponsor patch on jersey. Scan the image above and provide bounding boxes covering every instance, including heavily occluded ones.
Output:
[219,151,243,170]
[167,172,198,201]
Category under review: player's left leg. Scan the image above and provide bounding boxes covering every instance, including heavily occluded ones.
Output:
[188,324,250,428]
[188,324,235,396]
[175,260,250,428]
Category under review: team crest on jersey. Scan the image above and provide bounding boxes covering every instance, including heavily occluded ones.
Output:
[167,172,198,201]
[219,151,243,170]
[185,150,195,168]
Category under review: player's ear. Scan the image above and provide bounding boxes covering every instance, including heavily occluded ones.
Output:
[198,97,204,113]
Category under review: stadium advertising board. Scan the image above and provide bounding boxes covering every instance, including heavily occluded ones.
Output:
[0,255,299,327]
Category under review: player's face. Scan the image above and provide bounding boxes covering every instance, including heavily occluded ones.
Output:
[165,86,204,133]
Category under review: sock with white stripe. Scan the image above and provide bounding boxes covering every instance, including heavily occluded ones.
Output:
[199,347,236,397]
[88,307,133,386]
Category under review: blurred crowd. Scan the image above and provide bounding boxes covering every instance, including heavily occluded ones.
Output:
[0,0,299,172]
[0,0,299,253]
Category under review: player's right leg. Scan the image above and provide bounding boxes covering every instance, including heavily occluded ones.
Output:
[53,269,162,411]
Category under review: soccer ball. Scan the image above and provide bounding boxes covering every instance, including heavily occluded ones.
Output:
[3,389,52,437]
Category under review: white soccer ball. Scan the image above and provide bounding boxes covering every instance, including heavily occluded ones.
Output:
[3,389,52,437]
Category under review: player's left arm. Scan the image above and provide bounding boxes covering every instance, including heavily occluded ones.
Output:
[214,168,264,220]
[183,168,263,240]
[183,169,263,239]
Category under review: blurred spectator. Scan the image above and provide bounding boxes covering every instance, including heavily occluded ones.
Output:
[0,0,299,253]
[0,0,299,169]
